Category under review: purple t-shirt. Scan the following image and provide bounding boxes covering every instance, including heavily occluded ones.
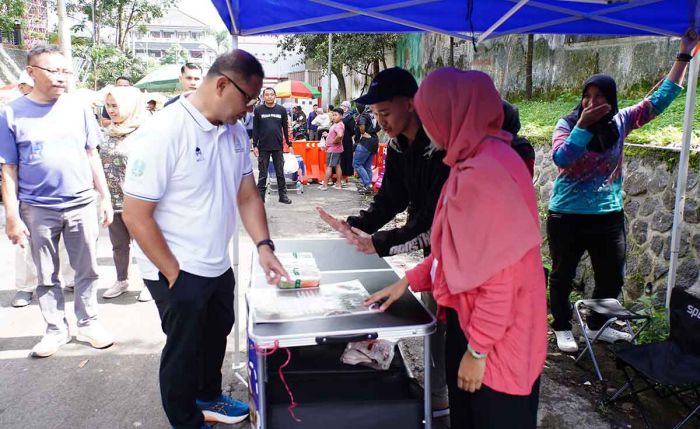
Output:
[0,94,101,209]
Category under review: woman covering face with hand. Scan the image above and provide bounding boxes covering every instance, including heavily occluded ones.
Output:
[548,30,699,354]
[366,68,547,429]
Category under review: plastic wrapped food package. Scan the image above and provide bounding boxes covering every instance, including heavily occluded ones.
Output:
[277,252,322,289]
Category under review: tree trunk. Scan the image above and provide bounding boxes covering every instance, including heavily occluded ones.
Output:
[56,0,72,68]
[332,66,346,103]
[525,34,534,100]
[372,59,380,77]
[116,3,124,49]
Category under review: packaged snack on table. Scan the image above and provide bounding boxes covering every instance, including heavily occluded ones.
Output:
[277,252,321,289]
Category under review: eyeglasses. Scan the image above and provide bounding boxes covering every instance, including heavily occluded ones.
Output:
[219,73,259,107]
[29,65,74,76]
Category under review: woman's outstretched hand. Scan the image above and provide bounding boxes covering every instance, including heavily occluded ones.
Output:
[680,28,699,55]
[364,277,410,312]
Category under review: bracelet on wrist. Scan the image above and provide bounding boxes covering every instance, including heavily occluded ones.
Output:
[676,52,693,63]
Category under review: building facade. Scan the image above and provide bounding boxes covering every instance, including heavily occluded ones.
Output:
[131,8,218,66]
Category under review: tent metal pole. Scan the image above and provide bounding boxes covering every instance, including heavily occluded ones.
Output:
[327,33,332,109]
[517,0,673,37]
[309,0,474,42]
[243,0,439,36]
[665,53,699,311]
[225,0,240,42]
[477,0,530,44]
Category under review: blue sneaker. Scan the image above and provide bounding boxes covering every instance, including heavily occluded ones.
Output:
[196,394,249,424]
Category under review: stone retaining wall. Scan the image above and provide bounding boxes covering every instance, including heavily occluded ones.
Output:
[397,33,677,98]
[534,145,700,302]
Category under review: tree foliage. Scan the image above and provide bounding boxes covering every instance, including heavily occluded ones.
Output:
[213,29,231,53]
[67,0,175,50]
[0,0,24,33]
[277,33,399,100]
[74,43,149,88]
[159,43,189,65]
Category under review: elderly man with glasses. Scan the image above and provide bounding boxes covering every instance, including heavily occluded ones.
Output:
[0,45,115,357]
[122,49,287,429]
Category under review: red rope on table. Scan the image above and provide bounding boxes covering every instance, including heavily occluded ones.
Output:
[255,341,302,423]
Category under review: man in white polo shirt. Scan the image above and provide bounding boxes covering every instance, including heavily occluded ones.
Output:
[122,49,288,429]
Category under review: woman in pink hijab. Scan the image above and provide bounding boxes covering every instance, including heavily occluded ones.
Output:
[366,68,547,428]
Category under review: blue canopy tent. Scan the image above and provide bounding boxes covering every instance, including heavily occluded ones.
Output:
[212,0,699,309]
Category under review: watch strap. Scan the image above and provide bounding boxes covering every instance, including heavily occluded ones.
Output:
[467,343,487,359]
[256,239,275,251]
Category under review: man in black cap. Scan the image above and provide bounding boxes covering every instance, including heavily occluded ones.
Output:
[317,67,451,417]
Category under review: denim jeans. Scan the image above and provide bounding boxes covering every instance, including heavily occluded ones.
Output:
[352,144,374,187]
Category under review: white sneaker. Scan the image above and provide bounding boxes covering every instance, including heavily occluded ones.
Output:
[102,280,129,299]
[32,332,71,357]
[554,330,579,353]
[77,324,115,349]
[137,287,153,302]
[585,327,633,344]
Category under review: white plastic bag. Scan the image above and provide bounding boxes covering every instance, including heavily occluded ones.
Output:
[340,339,397,370]
[283,153,299,175]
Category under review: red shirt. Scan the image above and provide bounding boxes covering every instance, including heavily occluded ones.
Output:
[406,247,547,396]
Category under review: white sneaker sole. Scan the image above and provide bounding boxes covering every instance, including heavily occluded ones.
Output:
[102,289,128,299]
[557,344,579,353]
[31,336,71,358]
[76,334,114,349]
[202,410,249,424]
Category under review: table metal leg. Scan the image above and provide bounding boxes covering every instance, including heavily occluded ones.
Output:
[257,351,267,429]
[424,334,432,429]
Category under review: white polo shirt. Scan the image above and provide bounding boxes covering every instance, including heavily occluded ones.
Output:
[123,96,253,281]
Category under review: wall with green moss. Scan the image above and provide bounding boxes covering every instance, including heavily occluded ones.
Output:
[397,34,678,99]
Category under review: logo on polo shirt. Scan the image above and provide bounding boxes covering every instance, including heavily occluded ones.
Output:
[129,159,145,177]
[195,147,204,162]
[30,142,43,160]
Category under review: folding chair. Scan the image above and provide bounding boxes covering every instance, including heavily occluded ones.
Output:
[605,287,700,429]
[573,298,650,381]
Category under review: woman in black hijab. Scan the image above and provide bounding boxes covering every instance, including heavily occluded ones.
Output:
[547,31,698,354]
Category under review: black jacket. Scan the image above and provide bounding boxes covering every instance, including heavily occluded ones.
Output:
[347,127,450,257]
[253,104,290,151]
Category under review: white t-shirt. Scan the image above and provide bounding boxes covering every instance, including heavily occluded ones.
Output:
[122,96,253,281]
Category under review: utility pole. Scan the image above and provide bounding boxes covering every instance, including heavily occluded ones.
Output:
[57,0,72,64]
[92,0,97,89]
[326,33,332,109]
[57,0,73,90]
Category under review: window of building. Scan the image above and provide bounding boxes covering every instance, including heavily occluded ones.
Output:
[178,32,187,40]
[150,31,161,38]
[191,32,200,40]
[190,50,203,58]
[149,49,162,57]
[163,31,174,39]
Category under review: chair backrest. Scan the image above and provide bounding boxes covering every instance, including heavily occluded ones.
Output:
[669,287,700,356]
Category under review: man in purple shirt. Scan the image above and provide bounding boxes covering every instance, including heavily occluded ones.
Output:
[0,45,115,357]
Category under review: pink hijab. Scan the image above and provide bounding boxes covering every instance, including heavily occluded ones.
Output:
[414,68,541,294]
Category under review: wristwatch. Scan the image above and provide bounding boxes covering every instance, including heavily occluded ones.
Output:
[256,239,275,252]
[467,343,487,360]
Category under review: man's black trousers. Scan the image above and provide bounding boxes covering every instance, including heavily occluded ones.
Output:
[257,149,287,198]
[145,269,235,429]
[547,210,626,331]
